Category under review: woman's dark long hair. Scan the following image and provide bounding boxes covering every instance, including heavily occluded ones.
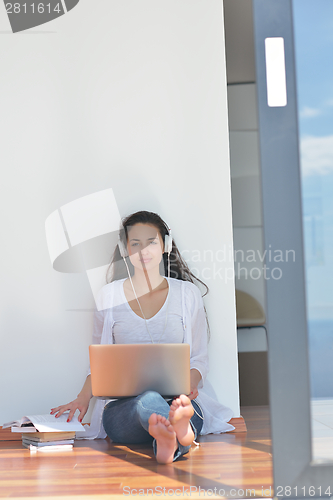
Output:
[106,210,209,297]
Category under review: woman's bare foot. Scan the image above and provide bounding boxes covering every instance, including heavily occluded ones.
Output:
[169,394,194,447]
[148,413,177,464]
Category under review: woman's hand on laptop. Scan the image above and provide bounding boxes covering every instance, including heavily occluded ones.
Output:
[189,369,201,400]
[189,387,199,400]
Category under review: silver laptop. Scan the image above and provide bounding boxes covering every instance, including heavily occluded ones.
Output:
[89,343,190,398]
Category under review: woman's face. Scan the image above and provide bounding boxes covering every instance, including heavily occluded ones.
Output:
[126,223,164,272]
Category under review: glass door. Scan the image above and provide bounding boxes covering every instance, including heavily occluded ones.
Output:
[293,0,333,462]
[252,0,333,495]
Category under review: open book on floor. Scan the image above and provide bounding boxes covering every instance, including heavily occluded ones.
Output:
[2,414,85,433]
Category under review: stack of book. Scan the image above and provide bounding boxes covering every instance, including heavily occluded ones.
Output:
[22,431,76,452]
[2,413,85,452]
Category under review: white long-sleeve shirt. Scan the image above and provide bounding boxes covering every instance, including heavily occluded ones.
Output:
[76,277,234,439]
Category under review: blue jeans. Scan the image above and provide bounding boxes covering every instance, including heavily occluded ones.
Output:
[102,391,203,461]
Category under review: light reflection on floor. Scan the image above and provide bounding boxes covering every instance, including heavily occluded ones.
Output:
[311,399,333,462]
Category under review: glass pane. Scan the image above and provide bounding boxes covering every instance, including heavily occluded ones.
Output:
[293,0,333,461]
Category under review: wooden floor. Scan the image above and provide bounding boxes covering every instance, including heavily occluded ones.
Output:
[0,407,272,499]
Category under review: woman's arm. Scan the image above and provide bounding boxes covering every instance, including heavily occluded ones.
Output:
[185,283,209,395]
[50,375,93,422]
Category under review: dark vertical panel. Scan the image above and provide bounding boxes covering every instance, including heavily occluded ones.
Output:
[252,0,311,488]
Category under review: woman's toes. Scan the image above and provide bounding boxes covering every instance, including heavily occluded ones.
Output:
[149,413,158,426]
[179,394,191,406]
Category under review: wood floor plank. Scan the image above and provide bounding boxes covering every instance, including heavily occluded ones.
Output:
[0,406,272,498]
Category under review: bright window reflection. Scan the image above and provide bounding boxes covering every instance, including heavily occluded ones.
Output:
[293,0,333,397]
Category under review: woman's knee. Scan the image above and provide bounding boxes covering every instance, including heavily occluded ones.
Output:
[137,390,165,406]
[136,391,170,420]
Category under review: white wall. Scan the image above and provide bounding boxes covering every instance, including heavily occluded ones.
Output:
[0,0,240,424]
